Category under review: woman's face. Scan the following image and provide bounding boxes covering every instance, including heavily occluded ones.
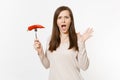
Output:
[57,10,71,34]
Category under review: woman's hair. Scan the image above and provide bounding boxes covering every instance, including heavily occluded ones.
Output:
[49,6,79,52]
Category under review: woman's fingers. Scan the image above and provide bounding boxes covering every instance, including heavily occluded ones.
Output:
[82,27,94,41]
[86,27,93,34]
[34,39,41,49]
[86,27,90,33]
[89,28,93,34]
[86,28,93,36]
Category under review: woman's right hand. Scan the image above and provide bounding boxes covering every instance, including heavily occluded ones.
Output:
[34,39,43,53]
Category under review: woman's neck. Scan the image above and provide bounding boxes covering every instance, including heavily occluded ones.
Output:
[60,33,69,43]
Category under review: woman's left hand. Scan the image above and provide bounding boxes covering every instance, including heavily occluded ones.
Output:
[82,27,93,42]
[78,27,93,42]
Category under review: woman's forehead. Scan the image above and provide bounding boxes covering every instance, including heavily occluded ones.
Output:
[58,10,70,16]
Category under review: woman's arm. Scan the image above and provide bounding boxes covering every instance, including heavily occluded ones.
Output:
[77,41,89,71]
[34,40,50,69]
[77,27,93,70]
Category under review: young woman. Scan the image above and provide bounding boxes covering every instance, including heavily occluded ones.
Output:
[34,6,93,80]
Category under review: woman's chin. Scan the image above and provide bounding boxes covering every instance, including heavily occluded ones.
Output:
[61,31,68,34]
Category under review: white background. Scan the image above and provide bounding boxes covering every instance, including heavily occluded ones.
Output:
[0,0,120,80]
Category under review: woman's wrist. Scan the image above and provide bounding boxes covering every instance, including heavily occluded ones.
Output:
[38,50,44,60]
[37,48,43,55]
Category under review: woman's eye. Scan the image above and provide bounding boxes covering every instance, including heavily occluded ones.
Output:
[58,16,61,19]
[65,16,69,19]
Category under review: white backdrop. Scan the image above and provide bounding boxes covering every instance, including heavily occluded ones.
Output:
[0,0,120,80]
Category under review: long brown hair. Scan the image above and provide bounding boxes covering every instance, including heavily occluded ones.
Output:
[49,6,79,52]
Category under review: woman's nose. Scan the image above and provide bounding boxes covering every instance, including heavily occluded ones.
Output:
[62,18,65,23]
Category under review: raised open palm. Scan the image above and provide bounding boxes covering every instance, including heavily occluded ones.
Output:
[78,27,93,42]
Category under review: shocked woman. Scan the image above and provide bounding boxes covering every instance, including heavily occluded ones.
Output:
[34,6,93,80]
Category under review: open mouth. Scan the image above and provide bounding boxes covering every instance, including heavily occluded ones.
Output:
[61,25,66,28]
[61,25,67,31]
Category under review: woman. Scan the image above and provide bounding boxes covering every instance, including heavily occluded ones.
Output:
[34,6,93,80]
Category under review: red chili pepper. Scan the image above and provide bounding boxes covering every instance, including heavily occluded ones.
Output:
[28,24,45,31]
[27,24,45,39]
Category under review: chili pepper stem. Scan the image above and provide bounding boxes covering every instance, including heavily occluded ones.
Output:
[35,29,37,39]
